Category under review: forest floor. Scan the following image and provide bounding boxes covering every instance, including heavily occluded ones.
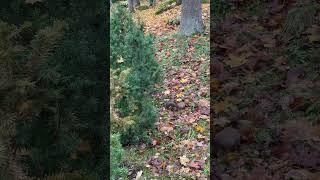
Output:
[123,1,210,179]
[211,1,320,179]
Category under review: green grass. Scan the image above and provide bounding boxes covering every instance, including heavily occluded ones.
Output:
[120,9,210,179]
[137,5,150,10]
[203,161,210,175]
[123,146,159,179]
[201,0,210,3]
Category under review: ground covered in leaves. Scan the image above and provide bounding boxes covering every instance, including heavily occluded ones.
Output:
[123,1,210,179]
[211,0,320,179]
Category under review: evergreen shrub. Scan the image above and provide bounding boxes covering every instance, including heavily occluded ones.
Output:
[110,5,162,145]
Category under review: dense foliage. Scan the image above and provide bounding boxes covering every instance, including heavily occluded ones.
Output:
[110,5,161,145]
[0,0,107,178]
[110,134,127,179]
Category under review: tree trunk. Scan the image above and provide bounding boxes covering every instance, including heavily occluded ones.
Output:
[179,0,204,36]
[176,0,182,6]
[128,0,134,12]
[149,0,156,6]
[133,0,140,7]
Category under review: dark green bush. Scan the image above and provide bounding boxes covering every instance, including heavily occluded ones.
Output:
[111,134,128,179]
[212,0,230,21]
[110,5,162,145]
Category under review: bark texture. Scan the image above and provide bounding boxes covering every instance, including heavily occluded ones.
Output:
[133,0,140,7]
[128,0,134,12]
[149,0,156,6]
[180,0,204,36]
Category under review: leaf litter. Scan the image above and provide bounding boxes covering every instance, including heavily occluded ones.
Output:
[211,0,320,179]
[125,1,210,179]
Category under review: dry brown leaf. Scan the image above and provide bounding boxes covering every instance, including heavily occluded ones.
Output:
[179,155,190,166]
[225,53,248,68]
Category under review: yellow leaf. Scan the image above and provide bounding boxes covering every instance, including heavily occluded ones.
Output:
[211,78,220,91]
[225,54,248,68]
[180,78,188,83]
[213,99,234,114]
[176,93,184,98]
[70,152,77,160]
[185,84,192,90]
[254,25,264,31]
[226,152,238,162]
[195,124,205,133]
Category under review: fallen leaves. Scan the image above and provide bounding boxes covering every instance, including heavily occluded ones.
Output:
[306,25,320,42]
[225,53,248,68]
[260,34,276,48]
[131,3,210,179]
[198,99,210,108]
[213,117,230,127]
[158,122,174,133]
[134,171,143,180]
[176,92,184,98]
[188,160,205,170]
[152,139,161,146]
[211,0,320,179]
[179,155,190,166]
[194,124,205,133]
[213,127,241,151]
[212,98,235,114]
[180,78,188,84]
[164,89,170,95]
